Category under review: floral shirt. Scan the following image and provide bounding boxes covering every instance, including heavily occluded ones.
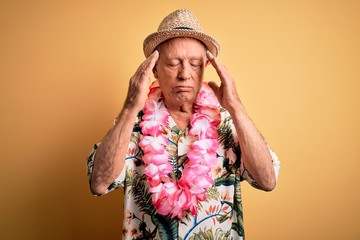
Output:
[87,104,280,240]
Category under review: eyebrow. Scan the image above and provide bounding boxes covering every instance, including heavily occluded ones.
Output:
[166,56,204,61]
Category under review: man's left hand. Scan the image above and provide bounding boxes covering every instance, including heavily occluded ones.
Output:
[206,51,241,113]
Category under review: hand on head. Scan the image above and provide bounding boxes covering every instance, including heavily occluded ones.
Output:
[206,51,241,112]
[124,51,159,111]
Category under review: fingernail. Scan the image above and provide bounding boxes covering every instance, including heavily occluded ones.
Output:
[206,50,214,59]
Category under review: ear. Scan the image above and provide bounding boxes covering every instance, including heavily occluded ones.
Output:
[152,65,158,79]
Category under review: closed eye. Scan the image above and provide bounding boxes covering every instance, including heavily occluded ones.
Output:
[167,60,180,67]
[190,63,201,67]
[190,60,202,68]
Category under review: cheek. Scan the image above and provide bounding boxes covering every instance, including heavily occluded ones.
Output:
[158,67,178,79]
[157,78,172,94]
[195,70,205,89]
[193,68,205,83]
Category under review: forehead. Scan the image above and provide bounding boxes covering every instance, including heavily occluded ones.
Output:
[158,38,206,59]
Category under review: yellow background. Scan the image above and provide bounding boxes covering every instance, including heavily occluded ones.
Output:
[1,0,359,239]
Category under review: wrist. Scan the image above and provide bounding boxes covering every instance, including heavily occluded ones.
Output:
[123,98,144,113]
[115,104,141,125]
[225,96,243,114]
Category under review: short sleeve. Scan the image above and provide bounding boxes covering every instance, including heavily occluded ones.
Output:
[86,142,125,195]
[86,114,143,195]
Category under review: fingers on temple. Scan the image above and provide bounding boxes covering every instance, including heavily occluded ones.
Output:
[135,51,159,79]
[144,51,159,72]
[206,51,227,80]
[148,50,159,67]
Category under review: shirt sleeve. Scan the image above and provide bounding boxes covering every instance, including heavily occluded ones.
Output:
[219,108,281,190]
[86,142,127,196]
[86,115,143,196]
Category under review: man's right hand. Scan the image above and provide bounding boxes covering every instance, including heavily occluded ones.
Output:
[124,50,159,111]
[90,51,159,195]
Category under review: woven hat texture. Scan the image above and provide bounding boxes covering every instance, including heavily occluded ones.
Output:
[143,9,220,57]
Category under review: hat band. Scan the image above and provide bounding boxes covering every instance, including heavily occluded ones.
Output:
[174,27,193,30]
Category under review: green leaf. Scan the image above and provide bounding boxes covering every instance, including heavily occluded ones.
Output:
[151,214,178,240]
[130,173,156,215]
[188,227,232,240]
[231,177,244,237]
[214,174,235,187]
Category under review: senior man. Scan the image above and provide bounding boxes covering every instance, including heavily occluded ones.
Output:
[87,9,280,239]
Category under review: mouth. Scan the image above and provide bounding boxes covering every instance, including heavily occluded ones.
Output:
[173,86,193,92]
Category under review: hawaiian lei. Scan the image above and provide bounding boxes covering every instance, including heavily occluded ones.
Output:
[139,80,221,219]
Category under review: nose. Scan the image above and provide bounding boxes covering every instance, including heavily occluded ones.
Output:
[178,63,191,80]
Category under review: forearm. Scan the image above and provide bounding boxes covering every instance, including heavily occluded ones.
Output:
[89,51,158,195]
[205,51,277,190]
[90,106,139,195]
[229,103,276,191]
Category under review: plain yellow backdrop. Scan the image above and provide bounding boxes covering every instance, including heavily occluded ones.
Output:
[1,0,359,239]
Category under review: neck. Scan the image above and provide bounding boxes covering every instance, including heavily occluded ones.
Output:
[164,99,193,130]
[164,98,193,114]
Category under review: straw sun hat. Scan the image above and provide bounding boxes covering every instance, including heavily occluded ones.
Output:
[143,9,220,57]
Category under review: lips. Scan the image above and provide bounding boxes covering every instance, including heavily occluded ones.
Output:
[174,86,193,92]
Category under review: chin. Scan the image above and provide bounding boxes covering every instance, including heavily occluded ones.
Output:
[177,94,196,103]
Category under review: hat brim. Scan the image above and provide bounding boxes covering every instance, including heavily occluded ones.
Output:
[143,29,220,58]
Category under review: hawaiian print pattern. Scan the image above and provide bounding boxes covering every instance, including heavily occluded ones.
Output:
[87,104,280,240]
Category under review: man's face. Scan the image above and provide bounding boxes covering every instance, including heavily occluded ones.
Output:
[154,38,208,106]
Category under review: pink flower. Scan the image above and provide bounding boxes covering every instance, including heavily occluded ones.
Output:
[148,80,163,100]
[140,121,162,135]
[189,203,198,216]
[155,197,173,215]
[182,165,214,189]
[150,180,177,200]
[147,174,161,187]
[189,184,206,195]
[187,139,218,167]
[190,139,218,153]
[139,135,169,153]
[170,181,193,218]
[163,181,178,195]
[142,99,168,122]
[139,81,222,219]
[202,153,218,166]
[144,163,172,178]
[189,113,218,139]
[141,99,169,135]
[158,163,172,174]
[187,139,218,160]
[195,174,214,188]
[144,163,160,177]
[182,164,211,182]
[195,82,219,106]
[142,152,170,165]
[150,180,180,216]
[189,191,207,215]
[195,105,221,125]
